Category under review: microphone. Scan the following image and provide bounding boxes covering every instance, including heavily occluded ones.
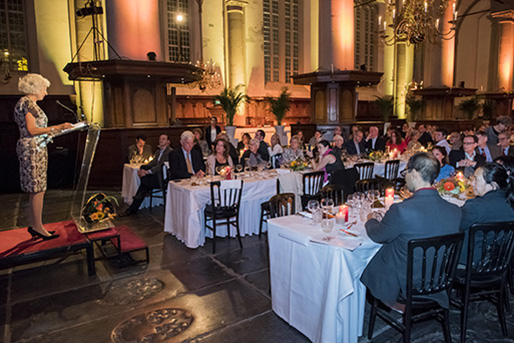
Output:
[56,100,79,123]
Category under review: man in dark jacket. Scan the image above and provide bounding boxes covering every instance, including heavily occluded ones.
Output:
[255,129,270,161]
[169,130,206,180]
[365,126,386,152]
[449,135,486,177]
[345,130,365,156]
[360,152,461,311]
[205,117,221,149]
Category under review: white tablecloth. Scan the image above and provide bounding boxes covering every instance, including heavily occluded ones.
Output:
[121,163,164,209]
[164,172,279,248]
[268,215,380,343]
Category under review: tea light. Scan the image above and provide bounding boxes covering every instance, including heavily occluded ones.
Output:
[456,172,464,182]
[385,188,395,198]
[336,205,349,224]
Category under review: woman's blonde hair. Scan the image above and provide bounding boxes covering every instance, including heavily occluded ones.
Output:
[18,73,50,95]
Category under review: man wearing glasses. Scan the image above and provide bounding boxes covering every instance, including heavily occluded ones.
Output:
[360,152,461,313]
[498,131,514,157]
[449,135,486,177]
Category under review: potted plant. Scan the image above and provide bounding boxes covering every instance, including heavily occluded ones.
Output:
[481,99,496,120]
[213,85,249,141]
[406,95,423,121]
[374,95,394,123]
[458,96,480,120]
[267,87,291,144]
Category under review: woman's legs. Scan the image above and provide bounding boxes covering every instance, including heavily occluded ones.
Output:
[29,191,51,236]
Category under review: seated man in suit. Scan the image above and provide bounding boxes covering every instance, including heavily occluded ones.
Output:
[361,152,461,312]
[255,129,270,161]
[365,126,386,152]
[476,130,501,162]
[169,130,206,180]
[345,130,365,156]
[449,135,486,177]
[127,134,152,162]
[498,131,514,157]
[120,133,172,216]
[417,124,434,148]
[205,117,221,150]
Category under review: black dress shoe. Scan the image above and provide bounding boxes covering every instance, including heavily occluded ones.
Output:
[118,209,136,217]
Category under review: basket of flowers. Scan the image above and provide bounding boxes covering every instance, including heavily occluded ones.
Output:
[367,151,384,162]
[290,157,308,171]
[436,177,467,199]
[82,193,118,224]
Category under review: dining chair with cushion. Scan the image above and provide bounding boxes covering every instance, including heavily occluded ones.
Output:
[355,178,392,196]
[204,180,244,253]
[301,171,325,209]
[259,180,280,239]
[354,162,375,180]
[149,163,169,212]
[451,222,514,343]
[321,184,344,206]
[269,193,296,218]
[368,232,464,343]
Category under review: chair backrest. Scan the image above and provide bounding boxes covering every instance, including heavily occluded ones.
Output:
[321,184,344,206]
[269,193,296,218]
[466,222,514,277]
[209,180,244,210]
[354,162,375,180]
[159,163,170,190]
[271,153,282,169]
[407,232,464,303]
[355,178,392,196]
[302,171,325,196]
[384,159,400,180]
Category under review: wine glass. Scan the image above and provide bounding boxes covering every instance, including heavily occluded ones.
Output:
[307,200,319,224]
[236,164,243,174]
[321,218,334,234]
[320,198,334,218]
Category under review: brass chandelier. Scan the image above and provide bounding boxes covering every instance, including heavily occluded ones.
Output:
[188,58,222,91]
[379,0,457,46]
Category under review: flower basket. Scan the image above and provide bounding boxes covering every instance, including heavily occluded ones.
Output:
[367,151,384,162]
[82,193,118,224]
[290,158,308,171]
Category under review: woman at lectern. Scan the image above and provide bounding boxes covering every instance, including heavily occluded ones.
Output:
[14,73,73,240]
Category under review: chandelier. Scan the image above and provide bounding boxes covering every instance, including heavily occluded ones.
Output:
[379,0,457,46]
[188,58,222,91]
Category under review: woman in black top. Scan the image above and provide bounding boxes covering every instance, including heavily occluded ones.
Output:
[312,140,345,183]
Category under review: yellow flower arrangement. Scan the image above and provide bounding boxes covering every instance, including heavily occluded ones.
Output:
[367,151,384,162]
[82,193,118,224]
[290,157,308,171]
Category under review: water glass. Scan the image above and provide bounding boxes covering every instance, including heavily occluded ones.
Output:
[312,209,323,225]
[321,218,334,233]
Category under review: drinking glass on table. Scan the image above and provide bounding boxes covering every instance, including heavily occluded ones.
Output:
[320,198,334,218]
[307,200,320,224]
[321,218,334,234]
[235,164,243,174]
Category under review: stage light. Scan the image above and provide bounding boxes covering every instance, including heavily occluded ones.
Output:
[76,1,103,18]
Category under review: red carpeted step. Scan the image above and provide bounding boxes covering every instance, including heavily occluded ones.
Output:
[110,225,147,253]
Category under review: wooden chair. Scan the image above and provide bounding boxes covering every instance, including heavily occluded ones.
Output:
[321,184,344,206]
[451,222,514,342]
[149,163,169,212]
[368,232,464,343]
[269,193,296,218]
[355,178,392,196]
[354,162,375,180]
[301,171,325,209]
[258,180,280,238]
[204,180,244,253]
[383,159,401,180]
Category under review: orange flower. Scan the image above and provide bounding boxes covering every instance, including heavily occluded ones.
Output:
[444,181,455,191]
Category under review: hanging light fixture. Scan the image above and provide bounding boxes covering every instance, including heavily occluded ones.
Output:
[188,59,222,91]
[379,0,457,46]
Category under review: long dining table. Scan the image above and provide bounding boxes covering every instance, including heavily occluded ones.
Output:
[163,171,281,248]
[268,214,381,343]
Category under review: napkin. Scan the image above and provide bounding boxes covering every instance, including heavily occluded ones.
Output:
[298,211,313,219]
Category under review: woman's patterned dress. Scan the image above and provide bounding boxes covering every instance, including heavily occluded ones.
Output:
[14,96,48,193]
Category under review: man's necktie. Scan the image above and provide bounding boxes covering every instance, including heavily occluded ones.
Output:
[480,148,486,158]
[186,152,193,174]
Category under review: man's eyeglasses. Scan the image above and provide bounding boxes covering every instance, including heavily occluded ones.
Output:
[400,169,409,177]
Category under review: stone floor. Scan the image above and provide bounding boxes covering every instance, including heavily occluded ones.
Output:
[0,189,513,343]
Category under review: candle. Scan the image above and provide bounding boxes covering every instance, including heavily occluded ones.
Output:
[393,9,396,19]
[456,172,464,182]
[385,196,394,210]
[336,212,345,225]
[424,1,427,12]
[342,205,349,221]
[454,11,458,21]
[331,64,334,74]
[378,16,382,26]
[436,19,439,29]
[386,188,395,198]
[383,21,387,31]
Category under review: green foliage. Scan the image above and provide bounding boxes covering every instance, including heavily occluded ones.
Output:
[406,96,423,121]
[374,95,394,122]
[213,85,250,126]
[481,99,496,120]
[458,96,480,120]
[266,87,292,125]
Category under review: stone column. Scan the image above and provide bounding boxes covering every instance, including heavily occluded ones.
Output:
[492,10,514,91]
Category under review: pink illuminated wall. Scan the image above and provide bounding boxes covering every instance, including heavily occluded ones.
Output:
[498,19,514,91]
[441,0,455,87]
[331,0,354,70]
[105,0,162,60]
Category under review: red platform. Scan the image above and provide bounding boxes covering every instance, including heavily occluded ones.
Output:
[0,221,95,275]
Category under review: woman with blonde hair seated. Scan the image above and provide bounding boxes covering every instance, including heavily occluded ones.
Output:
[283,135,304,163]
[206,138,234,175]
[268,133,284,157]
